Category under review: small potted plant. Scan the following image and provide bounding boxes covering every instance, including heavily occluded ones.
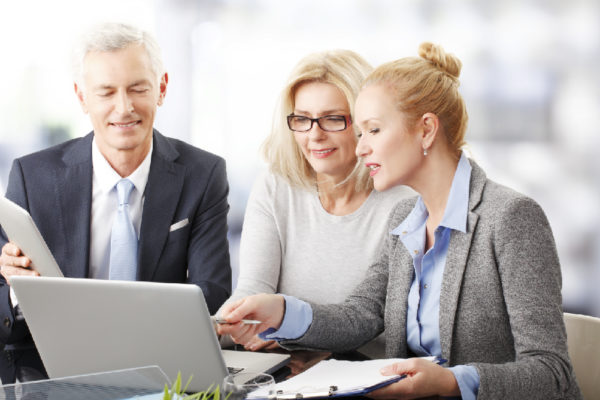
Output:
[162,372,229,400]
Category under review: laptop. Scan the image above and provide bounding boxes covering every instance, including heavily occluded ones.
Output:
[0,196,63,277]
[10,276,290,392]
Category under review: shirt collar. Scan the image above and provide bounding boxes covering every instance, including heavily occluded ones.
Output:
[91,138,153,195]
[439,151,471,233]
[392,151,471,236]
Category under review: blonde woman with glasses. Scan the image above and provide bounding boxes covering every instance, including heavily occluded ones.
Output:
[219,50,412,357]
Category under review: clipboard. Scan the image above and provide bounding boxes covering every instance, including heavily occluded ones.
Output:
[247,356,446,399]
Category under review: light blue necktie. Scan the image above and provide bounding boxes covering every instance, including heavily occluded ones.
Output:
[109,179,138,280]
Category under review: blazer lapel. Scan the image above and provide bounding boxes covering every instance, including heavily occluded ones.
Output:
[57,133,94,277]
[439,160,486,362]
[386,237,415,357]
[439,212,478,361]
[384,200,417,358]
[138,131,185,281]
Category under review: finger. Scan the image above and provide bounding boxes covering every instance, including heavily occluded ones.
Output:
[242,335,263,351]
[228,322,251,342]
[219,297,260,324]
[4,242,22,257]
[1,265,39,283]
[217,324,261,342]
[231,326,261,347]
[226,298,259,322]
[218,298,245,321]
[216,321,243,336]
[6,265,39,277]
[380,359,418,376]
[380,362,405,376]
[245,336,273,351]
[1,254,32,269]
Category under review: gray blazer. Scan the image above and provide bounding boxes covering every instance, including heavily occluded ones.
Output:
[282,160,582,400]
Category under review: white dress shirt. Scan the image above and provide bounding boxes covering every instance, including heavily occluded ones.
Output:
[89,138,153,279]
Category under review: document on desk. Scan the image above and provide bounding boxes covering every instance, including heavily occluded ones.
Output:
[247,356,445,399]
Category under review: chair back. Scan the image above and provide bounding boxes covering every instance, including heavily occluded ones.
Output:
[564,312,600,399]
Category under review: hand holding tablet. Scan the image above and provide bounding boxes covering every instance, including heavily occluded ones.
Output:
[0,196,63,278]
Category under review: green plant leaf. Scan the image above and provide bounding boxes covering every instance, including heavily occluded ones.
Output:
[174,372,182,394]
[181,374,194,395]
[163,383,172,400]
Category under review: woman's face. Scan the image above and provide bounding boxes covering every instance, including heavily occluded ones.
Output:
[292,82,358,183]
[355,84,423,191]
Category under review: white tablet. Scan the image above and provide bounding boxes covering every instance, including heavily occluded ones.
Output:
[0,196,63,277]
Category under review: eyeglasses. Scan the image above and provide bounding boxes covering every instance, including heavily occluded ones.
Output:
[287,114,351,132]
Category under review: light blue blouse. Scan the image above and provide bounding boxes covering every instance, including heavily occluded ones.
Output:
[392,152,478,399]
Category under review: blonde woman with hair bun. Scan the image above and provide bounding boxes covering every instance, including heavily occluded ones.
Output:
[219,50,412,357]
[219,43,581,399]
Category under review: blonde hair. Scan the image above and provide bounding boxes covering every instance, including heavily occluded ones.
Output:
[262,50,373,191]
[364,42,468,156]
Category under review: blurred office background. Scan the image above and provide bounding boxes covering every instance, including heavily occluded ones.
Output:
[0,0,598,317]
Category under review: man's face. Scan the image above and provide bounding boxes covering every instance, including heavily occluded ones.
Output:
[75,44,167,160]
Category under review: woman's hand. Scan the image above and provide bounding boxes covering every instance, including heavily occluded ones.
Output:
[367,358,459,399]
[216,294,285,346]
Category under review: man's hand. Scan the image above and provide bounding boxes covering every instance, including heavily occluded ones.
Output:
[216,294,285,346]
[367,358,459,399]
[0,242,39,283]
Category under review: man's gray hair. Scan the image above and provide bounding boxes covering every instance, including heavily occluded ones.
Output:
[72,22,164,86]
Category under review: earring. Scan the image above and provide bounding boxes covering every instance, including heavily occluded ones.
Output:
[423,148,428,156]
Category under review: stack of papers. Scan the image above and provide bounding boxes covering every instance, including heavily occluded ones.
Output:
[247,356,442,399]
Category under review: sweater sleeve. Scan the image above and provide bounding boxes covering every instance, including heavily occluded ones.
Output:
[226,172,283,304]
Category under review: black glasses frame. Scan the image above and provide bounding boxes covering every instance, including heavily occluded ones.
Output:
[286,114,352,132]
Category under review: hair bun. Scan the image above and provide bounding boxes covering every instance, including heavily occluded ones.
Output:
[418,42,462,78]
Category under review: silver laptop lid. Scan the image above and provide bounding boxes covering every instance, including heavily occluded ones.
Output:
[11,276,228,392]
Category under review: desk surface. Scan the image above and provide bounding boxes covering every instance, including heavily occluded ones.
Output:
[0,349,376,399]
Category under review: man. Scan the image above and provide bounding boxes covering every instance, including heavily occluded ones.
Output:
[0,22,231,383]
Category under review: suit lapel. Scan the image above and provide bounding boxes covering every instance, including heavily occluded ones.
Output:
[57,133,94,277]
[438,160,486,361]
[138,132,184,281]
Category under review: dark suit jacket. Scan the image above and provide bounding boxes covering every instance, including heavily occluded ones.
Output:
[282,160,582,400]
[0,130,231,353]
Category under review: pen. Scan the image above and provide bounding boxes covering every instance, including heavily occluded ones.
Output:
[211,316,262,325]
